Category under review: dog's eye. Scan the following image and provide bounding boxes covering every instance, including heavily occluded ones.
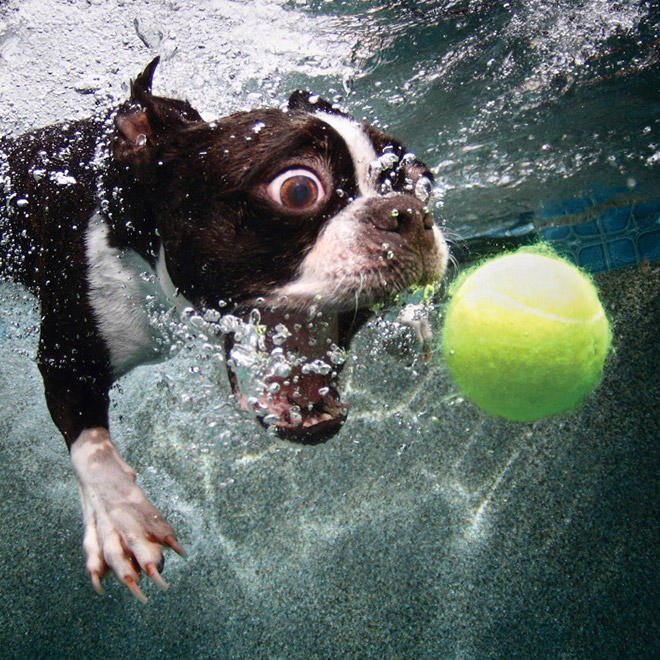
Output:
[267,169,324,209]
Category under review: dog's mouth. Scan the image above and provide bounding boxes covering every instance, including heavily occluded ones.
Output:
[225,306,368,443]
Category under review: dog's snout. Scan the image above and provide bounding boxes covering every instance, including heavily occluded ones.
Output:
[370,196,434,233]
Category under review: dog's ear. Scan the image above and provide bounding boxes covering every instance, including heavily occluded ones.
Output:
[132,57,160,98]
[113,57,203,175]
[129,57,203,125]
[287,90,344,116]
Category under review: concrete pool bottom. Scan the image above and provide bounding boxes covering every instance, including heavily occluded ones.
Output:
[0,263,658,659]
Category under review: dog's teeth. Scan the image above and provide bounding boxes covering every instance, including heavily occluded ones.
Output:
[300,413,332,428]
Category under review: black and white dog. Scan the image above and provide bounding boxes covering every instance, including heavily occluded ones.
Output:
[0,58,448,602]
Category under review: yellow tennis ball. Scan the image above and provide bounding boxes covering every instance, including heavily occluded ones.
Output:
[441,248,612,422]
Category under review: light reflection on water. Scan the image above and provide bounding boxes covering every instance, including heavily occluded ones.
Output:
[309,1,660,236]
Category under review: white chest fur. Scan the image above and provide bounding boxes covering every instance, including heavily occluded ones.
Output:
[84,211,188,376]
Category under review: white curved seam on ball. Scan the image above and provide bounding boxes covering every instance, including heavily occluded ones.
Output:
[458,289,605,325]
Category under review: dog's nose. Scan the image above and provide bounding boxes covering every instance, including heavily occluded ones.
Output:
[370,196,434,233]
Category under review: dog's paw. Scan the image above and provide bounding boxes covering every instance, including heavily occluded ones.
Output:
[70,428,186,602]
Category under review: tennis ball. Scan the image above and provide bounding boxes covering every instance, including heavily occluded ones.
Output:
[441,247,611,422]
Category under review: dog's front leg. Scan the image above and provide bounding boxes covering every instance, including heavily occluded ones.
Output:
[40,360,186,602]
[69,427,186,602]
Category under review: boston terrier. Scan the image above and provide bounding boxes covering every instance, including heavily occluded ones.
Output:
[0,58,448,602]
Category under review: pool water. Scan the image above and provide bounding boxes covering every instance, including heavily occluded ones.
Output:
[0,1,659,658]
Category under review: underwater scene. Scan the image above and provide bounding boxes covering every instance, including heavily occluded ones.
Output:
[0,0,659,658]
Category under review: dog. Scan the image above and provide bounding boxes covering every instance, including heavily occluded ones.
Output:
[0,58,448,602]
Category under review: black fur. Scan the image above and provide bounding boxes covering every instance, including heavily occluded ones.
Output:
[0,58,446,598]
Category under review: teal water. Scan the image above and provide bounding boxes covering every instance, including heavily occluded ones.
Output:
[0,1,659,658]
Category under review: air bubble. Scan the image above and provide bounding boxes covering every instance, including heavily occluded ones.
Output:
[327,344,347,365]
[271,323,292,345]
[414,176,432,204]
[204,309,221,323]
[289,407,303,426]
[271,361,292,379]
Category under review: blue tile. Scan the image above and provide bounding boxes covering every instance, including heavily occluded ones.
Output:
[606,238,637,270]
[539,203,564,219]
[631,200,660,223]
[576,244,607,272]
[573,220,600,237]
[600,207,631,234]
[541,225,571,241]
[638,229,660,261]
[537,194,660,272]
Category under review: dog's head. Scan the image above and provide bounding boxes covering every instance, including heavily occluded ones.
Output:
[110,58,448,441]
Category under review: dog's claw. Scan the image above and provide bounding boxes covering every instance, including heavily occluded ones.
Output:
[71,428,187,603]
[146,563,169,591]
[164,534,187,558]
[89,571,106,596]
[124,576,148,604]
